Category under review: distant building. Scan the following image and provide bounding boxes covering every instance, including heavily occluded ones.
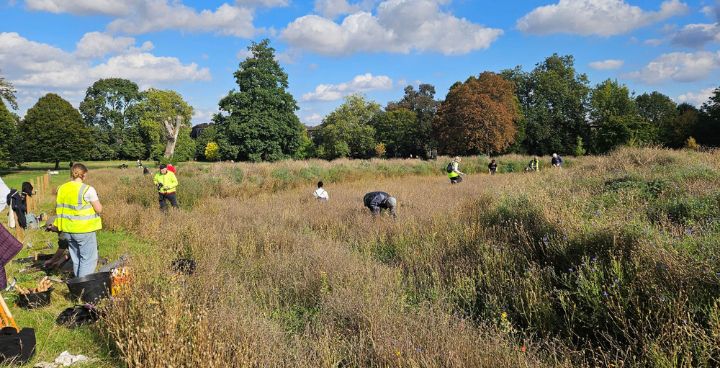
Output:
[191,123,212,139]
[305,124,321,140]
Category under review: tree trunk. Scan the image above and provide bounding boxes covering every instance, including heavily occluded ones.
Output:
[55,160,59,170]
[163,115,183,158]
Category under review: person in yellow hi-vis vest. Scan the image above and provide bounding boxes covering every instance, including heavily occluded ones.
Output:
[153,164,179,211]
[54,163,103,277]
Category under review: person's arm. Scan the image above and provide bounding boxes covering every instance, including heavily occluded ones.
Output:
[153,174,159,186]
[166,173,179,191]
[91,200,102,215]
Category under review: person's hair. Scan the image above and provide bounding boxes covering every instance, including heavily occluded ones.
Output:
[317,181,324,188]
[21,182,33,196]
[491,159,496,163]
[70,163,88,180]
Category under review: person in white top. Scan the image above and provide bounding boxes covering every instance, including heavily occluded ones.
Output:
[313,181,329,201]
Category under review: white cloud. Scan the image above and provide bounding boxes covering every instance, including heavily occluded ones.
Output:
[107,2,255,37]
[644,38,663,46]
[25,0,258,37]
[314,0,361,18]
[192,108,218,124]
[670,23,720,48]
[282,0,503,56]
[0,31,210,94]
[75,32,140,59]
[235,0,289,7]
[589,59,624,70]
[236,48,253,60]
[25,0,131,15]
[626,51,720,84]
[302,113,324,125]
[677,87,715,106]
[517,0,688,36]
[302,73,392,101]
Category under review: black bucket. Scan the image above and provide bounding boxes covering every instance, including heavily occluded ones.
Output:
[66,272,111,304]
[16,288,53,309]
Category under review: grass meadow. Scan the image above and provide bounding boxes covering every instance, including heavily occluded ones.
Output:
[4,148,720,367]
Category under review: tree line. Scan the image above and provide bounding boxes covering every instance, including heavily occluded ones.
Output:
[1,39,719,169]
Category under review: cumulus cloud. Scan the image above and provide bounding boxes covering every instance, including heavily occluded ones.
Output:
[314,0,361,18]
[670,23,720,48]
[235,0,289,7]
[24,0,258,37]
[517,0,688,36]
[0,32,210,92]
[75,32,149,59]
[302,113,324,125]
[677,87,715,106]
[282,0,502,55]
[626,51,720,84]
[107,2,255,37]
[302,73,392,101]
[589,59,624,70]
[25,0,131,16]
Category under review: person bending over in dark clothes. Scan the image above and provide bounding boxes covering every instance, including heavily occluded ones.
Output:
[363,191,397,218]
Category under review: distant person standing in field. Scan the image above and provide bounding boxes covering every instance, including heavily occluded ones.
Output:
[313,181,329,201]
[447,157,465,184]
[54,163,103,277]
[154,164,179,210]
[363,191,397,218]
[551,153,563,168]
[488,159,498,175]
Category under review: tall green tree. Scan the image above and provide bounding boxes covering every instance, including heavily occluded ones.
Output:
[314,95,379,159]
[79,78,144,159]
[433,72,520,155]
[19,93,92,169]
[386,84,439,156]
[371,108,418,157]
[502,54,590,155]
[0,101,18,168]
[635,92,679,147]
[135,88,195,161]
[215,39,304,161]
[696,87,720,147]
[589,80,647,153]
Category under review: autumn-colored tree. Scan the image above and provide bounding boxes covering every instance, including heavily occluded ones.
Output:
[433,72,520,155]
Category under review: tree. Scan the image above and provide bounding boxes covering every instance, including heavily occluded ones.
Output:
[0,71,17,110]
[205,142,220,161]
[19,94,92,169]
[635,92,677,147]
[386,84,440,156]
[371,108,418,157]
[502,54,590,155]
[314,95,379,160]
[215,39,304,161]
[79,78,144,159]
[0,101,18,168]
[589,80,646,153]
[696,87,720,147]
[433,72,520,155]
[194,124,218,161]
[135,89,195,161]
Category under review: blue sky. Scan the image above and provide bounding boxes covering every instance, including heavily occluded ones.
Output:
[1,0,719,126]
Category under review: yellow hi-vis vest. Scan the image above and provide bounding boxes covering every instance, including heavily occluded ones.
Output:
[54,181,102,233]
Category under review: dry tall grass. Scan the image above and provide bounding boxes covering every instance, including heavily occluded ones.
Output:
[87,149,720,367]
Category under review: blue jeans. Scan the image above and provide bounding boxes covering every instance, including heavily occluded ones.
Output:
[66,232,98,277]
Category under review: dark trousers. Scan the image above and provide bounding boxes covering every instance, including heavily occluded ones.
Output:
[159,192,179,210]
[450,176,463,184]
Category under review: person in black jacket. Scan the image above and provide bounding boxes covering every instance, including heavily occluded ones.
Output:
[363,191,397,218]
